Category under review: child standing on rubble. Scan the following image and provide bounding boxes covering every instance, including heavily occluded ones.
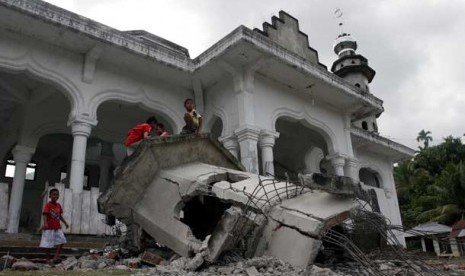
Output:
[181,98,202,134]
[40,188,69,265]
[125,116,158,156]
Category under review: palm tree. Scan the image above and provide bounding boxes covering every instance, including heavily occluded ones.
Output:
[417,129,433,149]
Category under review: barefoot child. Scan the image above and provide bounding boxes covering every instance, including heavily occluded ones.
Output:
[40,188,69,264]
[181,98,202,134]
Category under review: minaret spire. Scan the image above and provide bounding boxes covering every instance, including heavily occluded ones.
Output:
[331,10,379,133]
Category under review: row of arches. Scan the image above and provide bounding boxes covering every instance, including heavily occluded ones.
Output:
[0,65,384,233]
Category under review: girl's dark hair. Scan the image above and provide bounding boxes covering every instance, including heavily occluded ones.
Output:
[146,116,157,124]
[156,123,165,129]
[184,98,194,107]
[49,188,59,195]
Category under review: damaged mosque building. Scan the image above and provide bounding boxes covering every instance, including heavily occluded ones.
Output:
[0,0,416,269]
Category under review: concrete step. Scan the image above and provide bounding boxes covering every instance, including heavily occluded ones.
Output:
[0,246,90,260]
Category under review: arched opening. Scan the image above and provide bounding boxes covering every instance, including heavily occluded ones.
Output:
[303,147,324,174]
[95,101,179,165]
[0,68,74,232]
[361,121,368,130]
[96,101,176,141]
[359,168,382,188]
[210,116,223,140]
[273,117,331,180]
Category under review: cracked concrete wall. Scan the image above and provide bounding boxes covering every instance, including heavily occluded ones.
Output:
[255,191,358,268]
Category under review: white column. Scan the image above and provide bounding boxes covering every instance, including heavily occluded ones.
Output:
[6,145,35,233]
[259,130,280,176]
[327,154,346,176]
[421,238,427,252]
[99,142,114,192]
[432,239,440,256]
[235,126,260,174]
[450,238,459,256]
[0,183,10,230]
[344,157,360,182]
[218,134,240,159]
[69,121,92,193]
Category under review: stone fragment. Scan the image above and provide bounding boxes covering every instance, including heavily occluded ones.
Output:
[105,250,120,260]
[185,252,205,271]
[97,262,107,269]
[245,266,260,276]
[79,260,99,269]
[62,256,78,270]
[114,264,129,270]
[123,258,141,269]
[310,265,341,276]
[206,206,243,262]
[217,266,234,274]
[11,260,38,271]
[141,251,164,266]
[169,257,188,270]
[0,255,15,270]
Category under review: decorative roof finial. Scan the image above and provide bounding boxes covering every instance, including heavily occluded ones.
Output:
[334,9,344,35]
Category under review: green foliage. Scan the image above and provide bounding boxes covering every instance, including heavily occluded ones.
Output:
[395,132,465,227]
[416,129,433,149]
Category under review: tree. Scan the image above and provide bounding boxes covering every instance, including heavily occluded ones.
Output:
[416,129,433,149]
[395,135,465,227]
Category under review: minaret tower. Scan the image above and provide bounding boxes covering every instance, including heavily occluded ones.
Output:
[331,13,379,132]
[331,33,375,94]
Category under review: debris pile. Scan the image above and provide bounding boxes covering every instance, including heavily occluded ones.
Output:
[2,136,458,275]
[3,248,465,275]
[98,136,362,268]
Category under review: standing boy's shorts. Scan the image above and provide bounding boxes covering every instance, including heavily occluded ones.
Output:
[40,229,67,248]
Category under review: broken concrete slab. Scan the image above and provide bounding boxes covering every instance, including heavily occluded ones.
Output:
[206,206,243,262]
[98,135,363,268]
[98,134,245,221]
[263,224,322,269]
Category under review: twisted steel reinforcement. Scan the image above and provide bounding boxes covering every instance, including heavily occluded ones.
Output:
[211,172,448,276]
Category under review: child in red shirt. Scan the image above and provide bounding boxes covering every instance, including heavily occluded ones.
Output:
[125,116,157,156]
[40,188,69,264]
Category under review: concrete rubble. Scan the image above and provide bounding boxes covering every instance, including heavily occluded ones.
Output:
[3,135,456,275]
[2,249,464,275]
[98,135,361,269]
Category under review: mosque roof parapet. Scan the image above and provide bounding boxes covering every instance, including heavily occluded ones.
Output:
[124,30,190,58]
[350,127,415,161]
[253,11,326,69]
[0,0,384,115]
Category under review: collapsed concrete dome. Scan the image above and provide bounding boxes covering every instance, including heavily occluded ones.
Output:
[98,134,360,268]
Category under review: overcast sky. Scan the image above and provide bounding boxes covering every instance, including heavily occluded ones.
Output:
[44,0,465,149]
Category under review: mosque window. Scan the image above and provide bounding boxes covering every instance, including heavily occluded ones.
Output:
[361,121,368,130]
[83,168,90,190]
[59,166,67,183]
[5,159,37,181]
